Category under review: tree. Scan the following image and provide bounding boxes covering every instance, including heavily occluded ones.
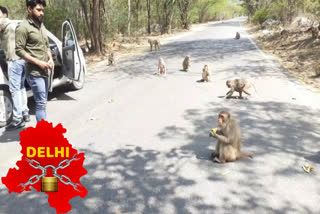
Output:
[128,0,131,36]
[147,0,152,34]
[156,0,177,34]
[177,0,193,30]
[91,0,103,54]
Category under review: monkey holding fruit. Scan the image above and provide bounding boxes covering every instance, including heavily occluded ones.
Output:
[209,111,252,163]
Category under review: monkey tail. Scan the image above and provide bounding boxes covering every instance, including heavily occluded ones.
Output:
[238,152,253,160]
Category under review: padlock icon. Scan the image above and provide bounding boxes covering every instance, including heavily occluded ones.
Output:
[41,177,58,192]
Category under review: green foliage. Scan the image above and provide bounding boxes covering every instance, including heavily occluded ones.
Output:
[2,0,245,47]
[44,7,68,38]
[252,9,270,25]
[1,0,25,19]
[243,0,320,24]
[190,0,243,23]
[305,0,320,17]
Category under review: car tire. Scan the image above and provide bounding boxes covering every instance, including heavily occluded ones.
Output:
[69,67,85,90]
[0,89,13,125]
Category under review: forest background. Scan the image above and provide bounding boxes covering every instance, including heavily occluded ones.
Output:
[1,0,320,56]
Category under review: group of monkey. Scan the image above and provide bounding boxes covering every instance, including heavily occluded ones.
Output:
[108,31,253,164]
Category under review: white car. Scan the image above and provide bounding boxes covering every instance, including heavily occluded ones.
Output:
[0,19,87,125]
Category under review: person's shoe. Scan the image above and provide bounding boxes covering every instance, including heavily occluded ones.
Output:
[23,115,31,122]
[5,120,25,131]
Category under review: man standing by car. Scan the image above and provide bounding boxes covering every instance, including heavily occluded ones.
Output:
[0,6,7,128]
[16,0,54,122]
[0,6,30,131]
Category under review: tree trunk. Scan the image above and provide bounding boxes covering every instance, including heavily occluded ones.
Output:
[160,0,176,34]
[98,0,104,54]
[92,0,102,55]
[128,0,131,36]
[168,12,174,34]
[147,0,151,34]
[178,0,191,30]
[79,0,94,51]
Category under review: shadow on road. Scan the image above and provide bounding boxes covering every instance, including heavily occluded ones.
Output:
[156,99,320,213]
[104,35,294,84]
[0,146,218,213]
[1,99,319,213]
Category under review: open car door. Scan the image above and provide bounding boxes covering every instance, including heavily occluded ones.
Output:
[62,19,82,81]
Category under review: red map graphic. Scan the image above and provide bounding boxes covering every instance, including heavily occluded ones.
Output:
[1,121,88,214]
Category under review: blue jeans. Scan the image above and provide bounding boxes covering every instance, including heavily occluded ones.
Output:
[8,59,29,122]
[27,75,48,122]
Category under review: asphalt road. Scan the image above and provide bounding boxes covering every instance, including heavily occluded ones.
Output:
[1,17,320,214]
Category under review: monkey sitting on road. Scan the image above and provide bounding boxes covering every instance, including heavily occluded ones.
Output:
[158,57,166,75]
[201,65,210,82]
[182,56,190,71]
[108,52,115,66]
[235,32,240,40]
[225,79,256,99]
[148,39,160,51]
[210,111,252,163]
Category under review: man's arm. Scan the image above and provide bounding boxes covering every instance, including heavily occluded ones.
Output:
[47,49,54,71]
[44,31,54,71]
[15,24,49,71]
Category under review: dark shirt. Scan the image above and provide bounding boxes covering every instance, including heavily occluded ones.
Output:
[15,17,49,77]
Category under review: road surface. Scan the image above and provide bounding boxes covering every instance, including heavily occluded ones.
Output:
[1,17,320,214]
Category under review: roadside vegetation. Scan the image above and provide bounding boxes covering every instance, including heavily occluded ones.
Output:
[2,0,243,56]
[4,0,319,89]
[243,0,320,89]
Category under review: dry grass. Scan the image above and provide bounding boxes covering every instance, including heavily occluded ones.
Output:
[83,28,188,66]
[247,24,320,89]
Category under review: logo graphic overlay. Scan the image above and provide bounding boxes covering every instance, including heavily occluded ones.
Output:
[1,121,88,213]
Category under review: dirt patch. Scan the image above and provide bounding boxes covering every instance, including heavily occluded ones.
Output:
[84,22,210,68]
[84,29,190,67]
[246,23,320,89]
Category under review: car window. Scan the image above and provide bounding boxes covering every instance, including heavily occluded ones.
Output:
[48,37,55,45]
[64,28,75,47]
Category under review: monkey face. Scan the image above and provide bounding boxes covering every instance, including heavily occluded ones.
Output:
[218,115,224,128]
[218,112,230,129]
[226,81,231,88]
[203,65,208,72]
